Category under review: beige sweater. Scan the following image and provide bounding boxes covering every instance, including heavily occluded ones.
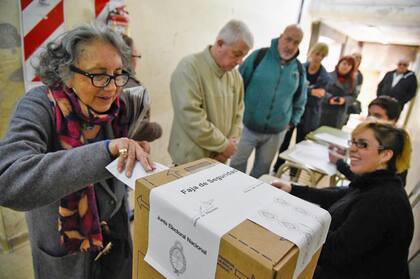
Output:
[168,47,244,164]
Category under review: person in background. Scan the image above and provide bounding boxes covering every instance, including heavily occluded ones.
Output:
[272,121,414,279]
[377,57,418,109]
[329,96,410,186]
[342,52,363,122]
[230,24,307,178]
[352,52,363,97]
[121,34,162,147]
[366,95,402,123]
[273,42,330,174]
[168,19,253,165]
[121,34,162,221]
[121,34,141,82]
[0,24,155,279]
[319,55,356,129]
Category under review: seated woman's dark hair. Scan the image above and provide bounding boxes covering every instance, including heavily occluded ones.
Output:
[35,24,131,87]
[368,96,402,122]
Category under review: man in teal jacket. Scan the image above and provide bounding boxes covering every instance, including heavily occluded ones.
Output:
[230,24,307,178]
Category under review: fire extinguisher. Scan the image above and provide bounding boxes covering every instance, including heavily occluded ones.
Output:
[106,5,129,34]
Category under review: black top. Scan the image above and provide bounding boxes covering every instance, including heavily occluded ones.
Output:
[336,159,407,187]
[291,170,414,279]
[303,62,330,108]
[377,70,418,107]
[307,68,321,86]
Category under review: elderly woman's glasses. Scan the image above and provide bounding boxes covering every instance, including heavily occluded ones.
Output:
[348,139,384,150]
[69,65,130,88]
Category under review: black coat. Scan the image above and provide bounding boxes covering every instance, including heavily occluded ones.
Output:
[297,63,330,139]
[377,70,418,107]
[320,71,356,129]
[336,159,408,187]
[291,170,414,279]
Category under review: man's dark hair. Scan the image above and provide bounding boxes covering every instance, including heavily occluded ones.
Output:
[368,96,402,121]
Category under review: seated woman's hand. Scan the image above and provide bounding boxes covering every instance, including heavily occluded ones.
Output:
[271,180,292,193]
[328,144,346,164]
[108,137,155,177]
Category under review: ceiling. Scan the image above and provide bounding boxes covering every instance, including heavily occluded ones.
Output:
[308,0,420,46]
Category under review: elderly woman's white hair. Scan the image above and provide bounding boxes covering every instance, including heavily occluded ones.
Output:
[216,19,254,49]
[35,24,131,87]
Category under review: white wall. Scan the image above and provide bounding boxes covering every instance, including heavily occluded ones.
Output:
[64,0,95,30]
[126,0,305,164]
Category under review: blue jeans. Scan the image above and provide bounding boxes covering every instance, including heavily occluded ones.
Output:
[230,126,287,178]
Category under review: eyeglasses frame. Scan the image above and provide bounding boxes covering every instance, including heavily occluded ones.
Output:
[348,139,385,151]
[69,65,130,88]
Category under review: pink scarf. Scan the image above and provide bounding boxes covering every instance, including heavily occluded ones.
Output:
[45,86,128,253]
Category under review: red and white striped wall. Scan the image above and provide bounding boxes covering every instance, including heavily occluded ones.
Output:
[20,0,125,91]
[20,0,65,90]
[95,0,110,23]
[95,0,125,24]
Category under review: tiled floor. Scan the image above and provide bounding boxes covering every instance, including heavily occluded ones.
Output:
[0,241,34,279]
[0,224,137,279]
[0,192,138,279]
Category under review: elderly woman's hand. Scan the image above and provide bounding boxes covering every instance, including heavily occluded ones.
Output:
[138,141,151,154]
[271,180,292,193]
[108,138,155,177]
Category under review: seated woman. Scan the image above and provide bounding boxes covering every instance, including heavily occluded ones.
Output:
[272,121,414,279]
[0,25,155,279]
[330,96,410,186]
[320,55,356,129]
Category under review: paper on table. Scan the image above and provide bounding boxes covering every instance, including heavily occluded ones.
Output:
[106,159,168,190]
[314,132,349,148]
[287,141,337,175]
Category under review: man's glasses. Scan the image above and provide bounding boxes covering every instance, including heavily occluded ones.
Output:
[69,65,130,88]
[398,63,408,67]
[348,139,384,150]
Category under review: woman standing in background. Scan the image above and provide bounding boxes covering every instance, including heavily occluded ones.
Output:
[273,42,330,174]
[320,55,356,129]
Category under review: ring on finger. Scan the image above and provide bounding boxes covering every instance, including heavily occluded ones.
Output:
[118,148,128,158]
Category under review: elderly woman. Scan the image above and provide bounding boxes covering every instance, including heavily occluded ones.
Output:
[0,25,154,278]
[320,55,356,129]
[272,121,414,278]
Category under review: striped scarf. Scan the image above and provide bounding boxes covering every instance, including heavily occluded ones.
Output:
[45,86,128,254]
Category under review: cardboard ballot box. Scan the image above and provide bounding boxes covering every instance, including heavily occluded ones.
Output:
[132,158,321,279]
